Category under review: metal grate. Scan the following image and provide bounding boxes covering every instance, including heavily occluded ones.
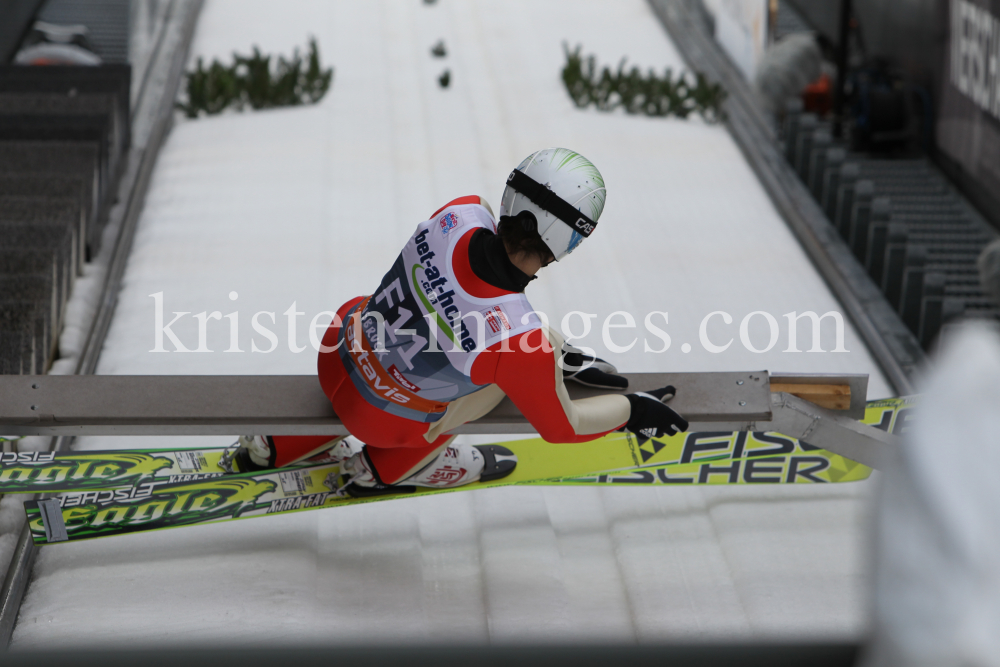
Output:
[784,115,1000,347]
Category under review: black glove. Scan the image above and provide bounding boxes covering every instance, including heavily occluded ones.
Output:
[560,344,628,390]
[623,385,688,439]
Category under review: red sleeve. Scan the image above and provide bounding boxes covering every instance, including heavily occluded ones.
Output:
[471,329,620,443]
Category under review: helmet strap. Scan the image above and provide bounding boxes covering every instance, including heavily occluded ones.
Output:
[506,169,597,238]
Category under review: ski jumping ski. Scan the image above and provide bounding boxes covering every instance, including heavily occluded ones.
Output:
[19,397,909,546]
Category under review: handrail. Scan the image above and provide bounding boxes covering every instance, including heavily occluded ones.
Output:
[0,371,898,471]
[0,371,869,436]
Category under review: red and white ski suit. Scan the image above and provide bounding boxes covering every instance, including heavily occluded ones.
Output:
[272,197,631,483]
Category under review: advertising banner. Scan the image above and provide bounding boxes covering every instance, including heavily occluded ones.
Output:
[938,0,1000,211]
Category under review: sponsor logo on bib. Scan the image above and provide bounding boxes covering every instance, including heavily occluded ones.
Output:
[389,365,421,392]
[483,305,512,334]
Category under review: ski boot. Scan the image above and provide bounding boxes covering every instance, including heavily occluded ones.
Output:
[223,435,274,472]
[221,435,362,473]
[338,443,517,498]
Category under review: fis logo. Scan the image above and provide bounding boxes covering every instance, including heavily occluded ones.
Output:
[439,212,460,235]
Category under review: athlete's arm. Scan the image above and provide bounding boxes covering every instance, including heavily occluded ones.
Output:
[471,327,631,443]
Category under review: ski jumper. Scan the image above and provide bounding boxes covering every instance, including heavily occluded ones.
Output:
[272,197,632,483]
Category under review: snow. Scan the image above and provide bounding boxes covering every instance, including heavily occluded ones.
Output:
[11,0,891,647]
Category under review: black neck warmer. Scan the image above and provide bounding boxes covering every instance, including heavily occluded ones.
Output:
[467,227,535,293]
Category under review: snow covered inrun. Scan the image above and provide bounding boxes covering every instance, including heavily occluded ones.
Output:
[12,0,891,647]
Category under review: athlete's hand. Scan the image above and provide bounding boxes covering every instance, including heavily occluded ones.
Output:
[560,344,628,390]
[623,386,688,439]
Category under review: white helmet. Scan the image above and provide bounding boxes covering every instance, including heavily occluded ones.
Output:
[498,148,606,261]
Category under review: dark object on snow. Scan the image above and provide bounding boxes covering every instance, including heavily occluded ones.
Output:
[431,40,446,58]
[438,69,451,88]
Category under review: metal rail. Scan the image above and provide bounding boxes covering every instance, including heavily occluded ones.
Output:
[0,0,204,647]
[0,371,871,434]
[0,371,897,470]
[0,372,774,435]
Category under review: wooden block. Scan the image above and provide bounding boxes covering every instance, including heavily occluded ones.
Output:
[770,382,851,411]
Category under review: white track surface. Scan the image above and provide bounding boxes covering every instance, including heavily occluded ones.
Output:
[13,0,892,647]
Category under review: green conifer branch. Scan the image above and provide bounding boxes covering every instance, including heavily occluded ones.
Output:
[560,43,726,123]
[177,38,334,118]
